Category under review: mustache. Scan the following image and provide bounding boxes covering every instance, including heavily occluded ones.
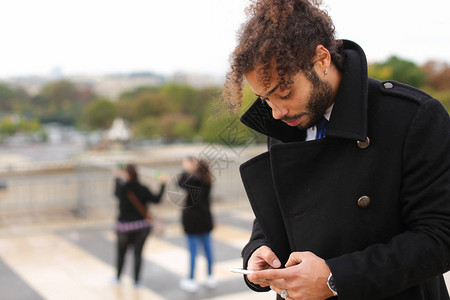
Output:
[281,113,307,123]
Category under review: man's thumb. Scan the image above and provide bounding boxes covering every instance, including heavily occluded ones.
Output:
[285,252,303,267]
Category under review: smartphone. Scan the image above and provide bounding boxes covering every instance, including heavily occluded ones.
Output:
[230,268,254,275]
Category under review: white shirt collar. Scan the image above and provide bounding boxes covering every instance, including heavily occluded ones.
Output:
[323,104,334,121]
[305,104,334,141]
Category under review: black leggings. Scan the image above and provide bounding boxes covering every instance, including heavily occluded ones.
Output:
[116,227,150,283]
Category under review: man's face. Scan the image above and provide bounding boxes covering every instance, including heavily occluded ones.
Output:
[245,66,333,130]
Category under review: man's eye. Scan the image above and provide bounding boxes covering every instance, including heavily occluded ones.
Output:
[280,91,291,100]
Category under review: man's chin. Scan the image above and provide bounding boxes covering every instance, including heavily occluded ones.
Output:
[295,117,313,130]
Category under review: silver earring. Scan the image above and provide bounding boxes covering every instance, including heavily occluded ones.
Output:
[324,68,328,75]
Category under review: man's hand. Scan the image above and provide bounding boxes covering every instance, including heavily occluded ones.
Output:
[246,246,282,287]
[248,251,334,300]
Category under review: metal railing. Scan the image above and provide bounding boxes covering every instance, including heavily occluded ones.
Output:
[0,158,250,225]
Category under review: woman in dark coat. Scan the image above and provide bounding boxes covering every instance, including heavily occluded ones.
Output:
[177,157,215,292]
[113,163,166,286]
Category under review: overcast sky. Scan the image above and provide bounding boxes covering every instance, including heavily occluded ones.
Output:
[0,0,449,78]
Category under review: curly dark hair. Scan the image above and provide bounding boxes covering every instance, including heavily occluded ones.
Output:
[223,0,343,111]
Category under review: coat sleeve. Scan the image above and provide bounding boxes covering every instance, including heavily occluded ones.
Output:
[146,184,165,204]
[241,218,272,292]
[326,98,450,299]
[114,178,124,198]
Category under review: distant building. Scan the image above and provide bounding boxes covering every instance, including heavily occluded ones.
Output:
[171,72,224,88]
[91,72,165,99]
[2,71,224,99]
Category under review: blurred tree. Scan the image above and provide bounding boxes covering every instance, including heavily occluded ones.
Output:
[40,80,77,105]
[119,86,160,99]
[161,83,198,114]
[33,80,95,124]
[422,60,450,91]
[159,113,196,139]
[115,96,137,122]
[0,116,43,136]
[116,87,170,121]
[115,83,215,139]
[368,65,393,82]
[82,98,116,129]
[132,113,196,140]
[0,84,31,113]
[196,87,220,124]
[199,84,264,144]
[421,87,450,113]
[0,84,16,111]
[199,96,236,143]
[133,116,161,139]
[369,56,426,88]
[134,92,171,118]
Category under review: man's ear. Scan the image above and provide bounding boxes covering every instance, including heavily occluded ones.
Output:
[313,45,331,74]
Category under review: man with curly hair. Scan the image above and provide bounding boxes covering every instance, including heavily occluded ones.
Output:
[224,0,450,299]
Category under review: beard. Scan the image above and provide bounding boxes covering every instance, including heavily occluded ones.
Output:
[281,68,333,130]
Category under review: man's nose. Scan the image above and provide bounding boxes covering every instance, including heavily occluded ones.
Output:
[271,103,288,119]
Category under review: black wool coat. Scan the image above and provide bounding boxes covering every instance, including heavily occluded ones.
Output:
[178,172,214,234]
[114,179,165,222]
[239,40,450,300]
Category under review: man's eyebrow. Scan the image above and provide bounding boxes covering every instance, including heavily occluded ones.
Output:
[256,84,279,98]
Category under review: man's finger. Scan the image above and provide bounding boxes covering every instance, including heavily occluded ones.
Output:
[255,246,281,268]
[251,268,286,281]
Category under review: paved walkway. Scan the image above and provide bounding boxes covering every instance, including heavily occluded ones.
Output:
[0,202,448,300]
[0,203,276,300]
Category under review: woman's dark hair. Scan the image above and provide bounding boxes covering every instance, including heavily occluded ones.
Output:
[126,163,139,184]
[223,0,343,111]
[195,159,213,185]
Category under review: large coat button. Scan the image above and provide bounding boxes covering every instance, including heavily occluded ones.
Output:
[383,82,394,89]
[357,137,370,149]
[358,196,371,208]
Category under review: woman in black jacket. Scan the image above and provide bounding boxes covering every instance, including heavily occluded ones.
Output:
[177,157,215,292]
[113,163,166,287]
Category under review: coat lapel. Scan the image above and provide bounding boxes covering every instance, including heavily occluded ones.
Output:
[240,152,292,265]
[326,40,368,141]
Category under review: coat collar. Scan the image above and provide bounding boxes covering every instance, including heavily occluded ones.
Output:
[240,40,368,143]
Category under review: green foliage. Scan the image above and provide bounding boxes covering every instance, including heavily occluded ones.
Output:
[368,65,392,81]
[135,92,171,118]
[116,83,218,140]
[119,86,160,99]
[160,113,197,139]
[0,84,17,111]
[369,56,426,88]
[422,87,450,113]
[82,98,116,129]
[171,118,197,139]
[160,83,199,115]
[199,84,265,144]
[133,117,161,139]
[0,116,43,135]
[199,98,236,143]
[0,84,30,112]
[32,80,95,124]
[133,113,197,140]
